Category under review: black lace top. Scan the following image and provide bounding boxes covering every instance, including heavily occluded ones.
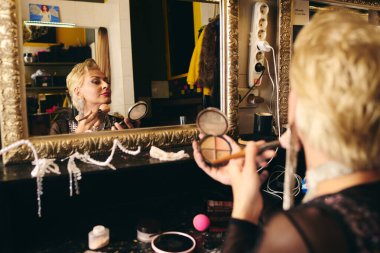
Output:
[49,110,120,134]
[223,181,380,253]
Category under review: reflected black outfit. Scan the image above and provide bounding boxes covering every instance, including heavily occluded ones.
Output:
[223,181,380,253]
[49,109,120,134]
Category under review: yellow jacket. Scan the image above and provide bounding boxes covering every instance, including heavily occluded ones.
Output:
[187,29,205,87]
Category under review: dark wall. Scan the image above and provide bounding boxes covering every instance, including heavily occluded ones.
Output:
[129,0,195,100]
[130,0,168,99]
[166,0,195,77]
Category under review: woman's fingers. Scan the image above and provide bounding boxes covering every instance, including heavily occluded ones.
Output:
[124,118,134,129]
[223,135,242,153]
[77,111,101,132]
[192,141,211,171]
[259,170,269,184]
[135,119,141,128]
[244,142,258,171]
[113,122,123,130]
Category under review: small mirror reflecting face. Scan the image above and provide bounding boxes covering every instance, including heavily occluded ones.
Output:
[196,107,232,166]
[128,101,148,121]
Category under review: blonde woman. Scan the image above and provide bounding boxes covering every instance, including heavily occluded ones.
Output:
[50,59,135,134]
[193,10,380,253]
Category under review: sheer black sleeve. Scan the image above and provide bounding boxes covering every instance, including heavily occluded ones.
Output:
[222,206,350,253]
[222,218,260,253]
[49,118,69,135]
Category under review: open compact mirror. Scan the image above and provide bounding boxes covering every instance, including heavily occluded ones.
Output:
[117,101,149,128]
[128,101,148,121]
[196,107,232,166]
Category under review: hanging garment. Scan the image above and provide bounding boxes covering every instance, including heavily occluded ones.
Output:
[187,28,206,87]
[199,16,220,107]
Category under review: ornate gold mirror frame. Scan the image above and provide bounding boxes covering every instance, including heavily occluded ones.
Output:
[0,0,238,164]
[278,0,380,126]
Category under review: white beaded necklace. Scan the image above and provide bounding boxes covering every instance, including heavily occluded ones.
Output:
[303,161,354,202]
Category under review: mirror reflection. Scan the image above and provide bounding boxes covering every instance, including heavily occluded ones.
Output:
[130,0,221,127]
[22,0,221,137]
[49,59,144,134]
[23,25,96,135]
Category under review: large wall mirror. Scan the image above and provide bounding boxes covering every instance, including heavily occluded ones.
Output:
[0,0,238,164]
[277,0,380,126]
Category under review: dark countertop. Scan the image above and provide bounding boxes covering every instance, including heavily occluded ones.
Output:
[0,142,287,253]
[0,145,234,253]
[0,145,195,183]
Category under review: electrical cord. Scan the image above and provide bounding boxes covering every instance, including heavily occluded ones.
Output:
[238,68,265,105]
[263,165,302,200]
[265,57,275,112]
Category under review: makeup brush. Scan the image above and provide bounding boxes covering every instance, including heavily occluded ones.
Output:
[210,140,281,165]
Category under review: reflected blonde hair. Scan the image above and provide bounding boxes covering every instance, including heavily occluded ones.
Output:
[66,58,100,111]
[291,9,380,171]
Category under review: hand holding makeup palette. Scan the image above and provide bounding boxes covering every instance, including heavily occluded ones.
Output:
[196,108,281,166]
[196,107,232,166]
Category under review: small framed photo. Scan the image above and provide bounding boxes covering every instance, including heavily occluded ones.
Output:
[29,4,60,22]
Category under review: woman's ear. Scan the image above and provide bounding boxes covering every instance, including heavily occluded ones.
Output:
[74,87,81,98]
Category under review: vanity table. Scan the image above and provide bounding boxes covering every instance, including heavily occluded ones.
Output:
[0,146,233,252]
[0,144,286,253]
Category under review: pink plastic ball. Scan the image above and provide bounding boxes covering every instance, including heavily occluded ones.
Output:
[193,214,210,232]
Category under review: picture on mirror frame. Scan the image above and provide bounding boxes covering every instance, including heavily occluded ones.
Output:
[29,4,60,22]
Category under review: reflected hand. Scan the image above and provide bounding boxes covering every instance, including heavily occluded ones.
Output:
[75,110,101,133]
[112,118,141,130]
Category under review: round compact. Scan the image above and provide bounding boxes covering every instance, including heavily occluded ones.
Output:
[151,231,196,253]
[196,107,231,166]
[137,219,160,243]
[128,101,148,121]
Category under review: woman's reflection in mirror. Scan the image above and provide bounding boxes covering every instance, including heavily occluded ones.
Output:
[49,59,139,134]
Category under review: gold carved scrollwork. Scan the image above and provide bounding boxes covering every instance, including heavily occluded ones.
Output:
[225,0,239,137]
[278,0,292,126]
[278,0,380,126]
[0,0,25,161]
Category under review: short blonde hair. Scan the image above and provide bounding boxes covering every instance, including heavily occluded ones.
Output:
[66,59,100,110]
[291,10,380,171]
